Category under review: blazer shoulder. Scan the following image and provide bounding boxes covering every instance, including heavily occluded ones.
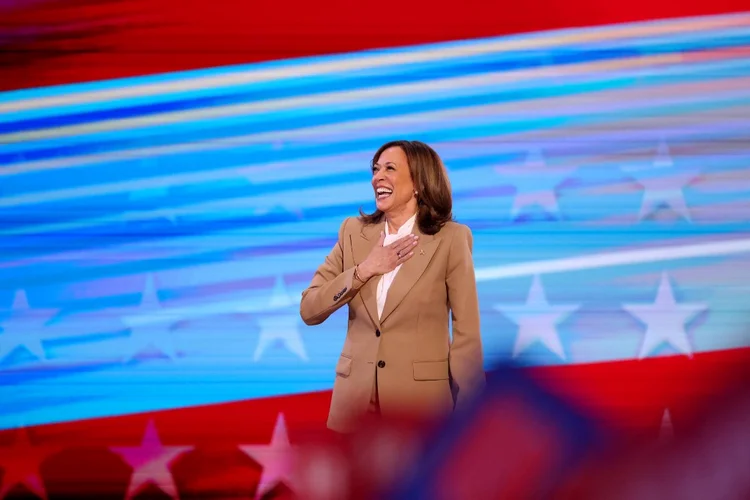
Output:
[336,216,370,242]
[440,220,472,238]
[440,221,474,254]
[340,216,365,234]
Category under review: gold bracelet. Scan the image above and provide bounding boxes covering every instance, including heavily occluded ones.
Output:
[354,265,364,282]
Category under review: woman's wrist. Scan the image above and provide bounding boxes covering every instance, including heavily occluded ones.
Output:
[355,263,373,282]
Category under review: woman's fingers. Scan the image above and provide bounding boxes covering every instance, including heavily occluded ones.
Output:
[396,250,415,264]
[380,235,419,270]
[390,235,419,255]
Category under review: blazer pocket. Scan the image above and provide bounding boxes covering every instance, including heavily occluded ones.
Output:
[335,355,352,377]
[413,359,449,381]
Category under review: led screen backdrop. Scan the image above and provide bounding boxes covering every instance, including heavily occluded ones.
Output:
[1,1,750,498]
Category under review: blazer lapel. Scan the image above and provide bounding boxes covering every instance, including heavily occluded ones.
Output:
[353,220,384,327]
[379,225,441,325]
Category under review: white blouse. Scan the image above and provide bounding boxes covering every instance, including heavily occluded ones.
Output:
[376,213,417,319]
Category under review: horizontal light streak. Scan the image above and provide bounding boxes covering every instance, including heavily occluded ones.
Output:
[2,14,748,115]
[0,53,685,144]
[475,237,750,281]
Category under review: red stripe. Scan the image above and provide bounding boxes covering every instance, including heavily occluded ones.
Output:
[2,0,748,91]
[529,346,750,436]
[15,346,747,442]
[3,347,749,497]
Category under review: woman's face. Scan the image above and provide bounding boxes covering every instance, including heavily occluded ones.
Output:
[371,146,417,216]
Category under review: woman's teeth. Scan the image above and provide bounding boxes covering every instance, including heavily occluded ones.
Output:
[376,188,393,199]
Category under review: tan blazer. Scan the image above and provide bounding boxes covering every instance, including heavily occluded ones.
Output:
[300,216,485,433]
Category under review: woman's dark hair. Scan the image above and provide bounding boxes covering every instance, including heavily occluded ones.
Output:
[359,140,453,235]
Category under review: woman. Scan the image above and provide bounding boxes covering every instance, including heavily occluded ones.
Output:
[300,140,485,433]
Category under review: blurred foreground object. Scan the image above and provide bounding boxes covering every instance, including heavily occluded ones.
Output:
[293,364,605,500]
[558,385,750,500]
[292,361,750,500]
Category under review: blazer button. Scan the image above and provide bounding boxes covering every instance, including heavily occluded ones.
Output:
[375,329,381,337]
[377,360,386,368]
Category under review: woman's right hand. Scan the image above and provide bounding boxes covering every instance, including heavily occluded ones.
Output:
[357,232,419,281]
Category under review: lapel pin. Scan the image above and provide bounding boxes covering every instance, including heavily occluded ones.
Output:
[419,249,425,256]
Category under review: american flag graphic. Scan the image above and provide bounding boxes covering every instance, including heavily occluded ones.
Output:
[1,0,750,497]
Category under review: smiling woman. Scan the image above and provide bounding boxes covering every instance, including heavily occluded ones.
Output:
[300,140,486,433]
[362,140,454,236]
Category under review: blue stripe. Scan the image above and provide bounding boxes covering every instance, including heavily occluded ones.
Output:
[3,202,746,302]
[5,57,750,166]
[5,47,647,133]
[3,33,750,134]
[2,97,748,225]
[5,52,750,162]
[2,146,748,273]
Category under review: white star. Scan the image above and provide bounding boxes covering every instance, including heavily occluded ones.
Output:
[493,275,580,360]
[659,408,674,445]
[240,413,296,500]
[653,140,674,168]
[0,290,56,364]
[111,420,192,500]
[120,275,180,362]
[623,141,699,222]
[622,272,707,359]
[253,277,307,362]
[267,277,294,310]
[495,149,576,219]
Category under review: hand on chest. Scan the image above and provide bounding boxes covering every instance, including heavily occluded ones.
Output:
[349,223,443,325]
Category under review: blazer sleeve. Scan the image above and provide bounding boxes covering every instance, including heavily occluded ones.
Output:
[300,217,367,326]
[446,223,486,407]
